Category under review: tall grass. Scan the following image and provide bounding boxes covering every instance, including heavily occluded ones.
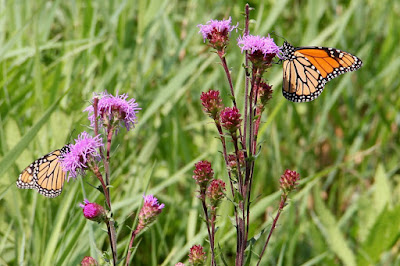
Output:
[0,0,399,265]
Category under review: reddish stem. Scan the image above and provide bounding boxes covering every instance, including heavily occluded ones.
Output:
[125,228,139,266]
[201,199,216,266]
[218,53,246,151]
[92,165,117,265]
[256,194,288,266]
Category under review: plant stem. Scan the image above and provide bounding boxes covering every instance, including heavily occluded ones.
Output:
[125,228,139,266]
[256,194,288,266]
[201,199,216,266]
[218,53,245,151]
[92,165,117,265]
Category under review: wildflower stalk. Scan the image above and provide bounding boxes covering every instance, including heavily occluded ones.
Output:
[243,3,250,152]
[126,195,164,265]
[256,194,287,266]
[125,228,138,266]
[200,199,216,266]
[217,53,246,152]
[215,122,236,197]
[198,5,286,265]
[92,98,118,265]
[105,123,114,191]
[91,164,117,266]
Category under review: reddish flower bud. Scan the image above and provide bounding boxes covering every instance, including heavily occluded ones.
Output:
[193,160,214,191]
[188,245,207,266]
[206,179,226,207]
[254,81,273,106]
[200,90,224,120]
[220,107,242,133]
[280,169,300,194]
[81,256,98,266]
[80,199,107,223]
[228,151,245,170]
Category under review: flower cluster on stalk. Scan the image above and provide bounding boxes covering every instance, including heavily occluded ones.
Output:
[196,13,301,266]
[198,17,238,51]
[60,132,103,179]
[84,91,141,132]
[237,34,281,66]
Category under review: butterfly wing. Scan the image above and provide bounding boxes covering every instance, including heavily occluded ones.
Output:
[282,42,362,102]
[16,146,69,198]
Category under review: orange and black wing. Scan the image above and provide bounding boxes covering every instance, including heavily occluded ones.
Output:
[281,41,362,102]
[16,145,70,198]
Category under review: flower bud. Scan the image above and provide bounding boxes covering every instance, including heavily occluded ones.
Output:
[136,195,165,233]
[280,169,300,194]
[80,199,107,223]
[206,179,226,207]
[193,160,214,191]
[200,90,223,120]
[81,256,98,266]
[188,245,206,266]
[220,107,242,133]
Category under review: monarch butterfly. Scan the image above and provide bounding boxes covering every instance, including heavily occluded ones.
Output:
[16,145,70,198]
[281,41,362,102]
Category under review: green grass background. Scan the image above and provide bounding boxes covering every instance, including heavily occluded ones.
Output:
[1,0,399,265]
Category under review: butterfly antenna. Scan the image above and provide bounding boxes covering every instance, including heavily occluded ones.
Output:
[270,32,287,43]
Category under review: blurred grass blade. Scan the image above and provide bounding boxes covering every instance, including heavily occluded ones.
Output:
[312,186,356,266]
[0,91,68,178]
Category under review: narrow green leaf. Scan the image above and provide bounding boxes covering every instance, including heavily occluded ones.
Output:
[0,91,68,177]
[313,187,356,266]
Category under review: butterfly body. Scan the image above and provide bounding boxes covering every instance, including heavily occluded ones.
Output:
[16,145,70,198]
[281,41,362,102]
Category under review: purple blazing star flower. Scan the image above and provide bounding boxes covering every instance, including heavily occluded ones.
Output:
[198,17,237,41]
[60,132,103,179]
[136,194,165,232]
[237,34,281,64]
[198,17,238,50]
[84,91,141,132]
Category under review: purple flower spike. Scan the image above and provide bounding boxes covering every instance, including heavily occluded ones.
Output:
[237,34,281,64]
[60,132,103,179]
[198,17,238,51]
[136,194,165,232]
[84,91,141,132]
[198,17,237,41]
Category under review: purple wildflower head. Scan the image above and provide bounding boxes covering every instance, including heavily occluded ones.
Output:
[197,17,238,51]
[84,91,141,132]
[80,199,107,223]
[136,194,165,233]
[237,34,281,65]
[60,132,103,179]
